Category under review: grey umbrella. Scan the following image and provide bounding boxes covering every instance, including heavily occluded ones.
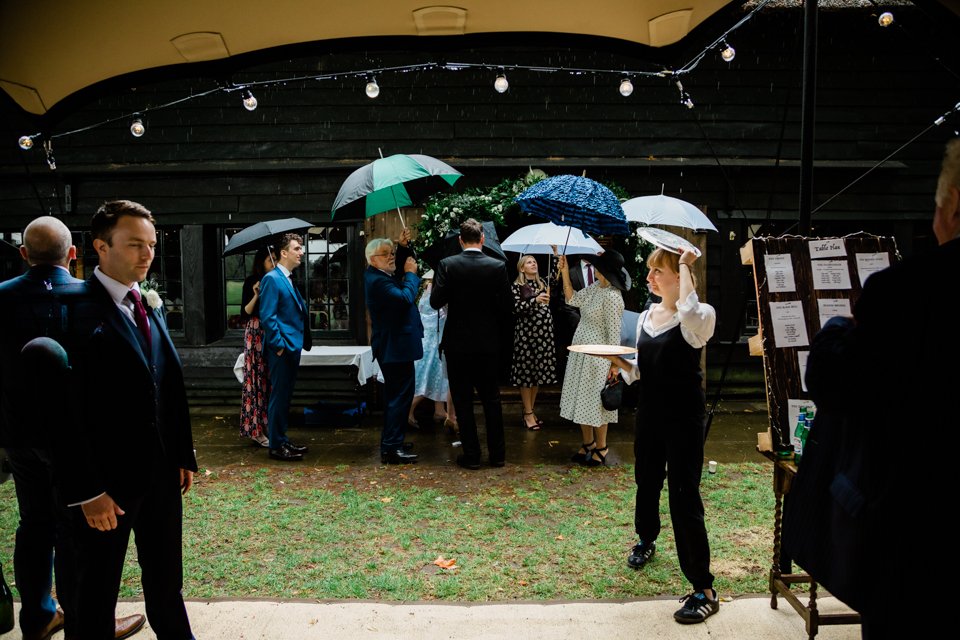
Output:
[222,218,314,256]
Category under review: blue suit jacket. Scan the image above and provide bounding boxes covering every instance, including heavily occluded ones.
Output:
[259,267,311,353]
[364,266,423,364]
[0,264,85,447]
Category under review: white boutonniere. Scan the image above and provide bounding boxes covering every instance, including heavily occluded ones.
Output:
[139,277,164,310]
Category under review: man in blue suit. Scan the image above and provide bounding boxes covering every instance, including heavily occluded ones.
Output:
[258,232,312,462]
[57,201,194,639]
[0,216,145,640]
[364,235,422,464]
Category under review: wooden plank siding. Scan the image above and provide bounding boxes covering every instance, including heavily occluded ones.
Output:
[1,6,957,401]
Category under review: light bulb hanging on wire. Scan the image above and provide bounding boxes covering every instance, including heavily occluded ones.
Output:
[494,69,509,93]
[878,12,894,27]
[720,42,736,62]
[242,89,258,111]
[619,77,634,97]
[365,77,380,98]
[130,117,145,137]
[18,135,35,150]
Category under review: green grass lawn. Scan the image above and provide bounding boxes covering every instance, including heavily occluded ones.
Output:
[0,462,775,601]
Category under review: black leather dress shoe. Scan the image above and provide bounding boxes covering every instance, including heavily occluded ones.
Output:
[269,445,303,461]
[456,454,481,470]
[285,442,309,454]
[382,449,418,464]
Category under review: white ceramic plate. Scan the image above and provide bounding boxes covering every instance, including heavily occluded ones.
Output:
[636,226,702,257]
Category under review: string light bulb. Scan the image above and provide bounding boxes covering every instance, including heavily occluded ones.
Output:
[365,77,380,99]
[494,69,509,94]
[129,118,145,138]
[242,89,258,111]
[720,42,736,62]
[18,135,34,150]
[878,12,894,27]
[619,77,634,97]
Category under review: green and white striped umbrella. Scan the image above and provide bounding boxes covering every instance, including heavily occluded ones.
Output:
[331,153,462,224]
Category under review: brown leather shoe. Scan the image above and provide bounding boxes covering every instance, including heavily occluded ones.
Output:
[114,613,146,640]
[23,609,64,640]
[64,613,146,640]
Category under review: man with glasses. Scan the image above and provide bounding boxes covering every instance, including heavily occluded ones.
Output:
[364,233,421,464]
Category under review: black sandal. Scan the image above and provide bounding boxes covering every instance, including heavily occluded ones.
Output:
[583,446,609,467]
[571,440,596,463]
[523,412,542,431]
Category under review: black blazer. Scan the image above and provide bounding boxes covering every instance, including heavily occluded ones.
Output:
[0,264,86,447]
[430,250,511,356]
[58,276,197,505]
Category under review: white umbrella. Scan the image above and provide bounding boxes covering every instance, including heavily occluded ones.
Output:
[501,222,603,255]
[622,194,718,232]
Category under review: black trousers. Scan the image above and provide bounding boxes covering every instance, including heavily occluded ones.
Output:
[73,464,192,640]
[634,408,714,592]
[445,353,505,464]
[379,361,415,453]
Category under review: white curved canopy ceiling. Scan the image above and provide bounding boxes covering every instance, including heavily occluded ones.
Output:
[0,0,736,115]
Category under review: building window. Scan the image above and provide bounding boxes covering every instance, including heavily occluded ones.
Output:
[222,225,352,335]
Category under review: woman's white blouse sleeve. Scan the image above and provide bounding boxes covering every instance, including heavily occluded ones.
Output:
[677,291,716,348]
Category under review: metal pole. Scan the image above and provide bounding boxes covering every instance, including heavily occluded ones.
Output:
[798,0,818,235]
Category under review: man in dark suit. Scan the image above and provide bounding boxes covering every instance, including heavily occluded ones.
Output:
[364,235,422,464]
[59,200,196,640]
[802,140,960,634]
[430,218,512,469]
[0,216,145,640]
[258,232,312,462]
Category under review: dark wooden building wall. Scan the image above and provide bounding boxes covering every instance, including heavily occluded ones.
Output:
[1,6,958,399]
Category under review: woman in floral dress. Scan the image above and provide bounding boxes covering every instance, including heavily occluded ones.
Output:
[240,247,276,447]
[509,255,557,430]
[557,250,627,465]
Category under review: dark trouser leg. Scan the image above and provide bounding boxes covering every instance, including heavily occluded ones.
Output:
[665,415,714,592]
[633,414,667,542]
[266,349,300,449]
[474,355,505,464]
[6,447,75,635]
[74,498,136,640]
[446,354,480,462]
[134,466,192,640]
[380,361,414,453]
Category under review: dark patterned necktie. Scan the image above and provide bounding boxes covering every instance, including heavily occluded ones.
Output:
[127,289,152,346]
[586,264,595,285]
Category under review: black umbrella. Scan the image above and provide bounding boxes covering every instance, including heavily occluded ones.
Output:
[222,218,314,257]
[421,220,507,270]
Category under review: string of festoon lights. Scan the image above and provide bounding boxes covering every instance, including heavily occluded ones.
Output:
[14,0,909,172]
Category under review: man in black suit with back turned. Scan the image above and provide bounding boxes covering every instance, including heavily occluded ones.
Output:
[430,218,512,469]
[59,201,197,640]
[0,216,145,640]
[802,140,960,636]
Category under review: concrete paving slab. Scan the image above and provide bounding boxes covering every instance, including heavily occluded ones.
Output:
[11,595,861,639]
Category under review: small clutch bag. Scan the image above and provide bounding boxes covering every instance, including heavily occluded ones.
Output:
[600,375,624,410]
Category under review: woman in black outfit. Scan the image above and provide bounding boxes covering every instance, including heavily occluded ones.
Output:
[605,247,718,625]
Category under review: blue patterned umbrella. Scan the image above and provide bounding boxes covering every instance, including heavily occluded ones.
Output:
[514,175,628,236]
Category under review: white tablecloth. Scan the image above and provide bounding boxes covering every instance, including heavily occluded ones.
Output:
[233,346,379,385]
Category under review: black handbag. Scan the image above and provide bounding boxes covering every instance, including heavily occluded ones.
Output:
[600,375,623,410]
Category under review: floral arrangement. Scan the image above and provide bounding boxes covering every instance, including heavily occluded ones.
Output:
[412,168,654,307]
[139,276,164,310]
[412,169,547,257]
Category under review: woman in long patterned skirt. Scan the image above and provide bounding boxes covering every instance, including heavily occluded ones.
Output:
[240,247,276,447]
